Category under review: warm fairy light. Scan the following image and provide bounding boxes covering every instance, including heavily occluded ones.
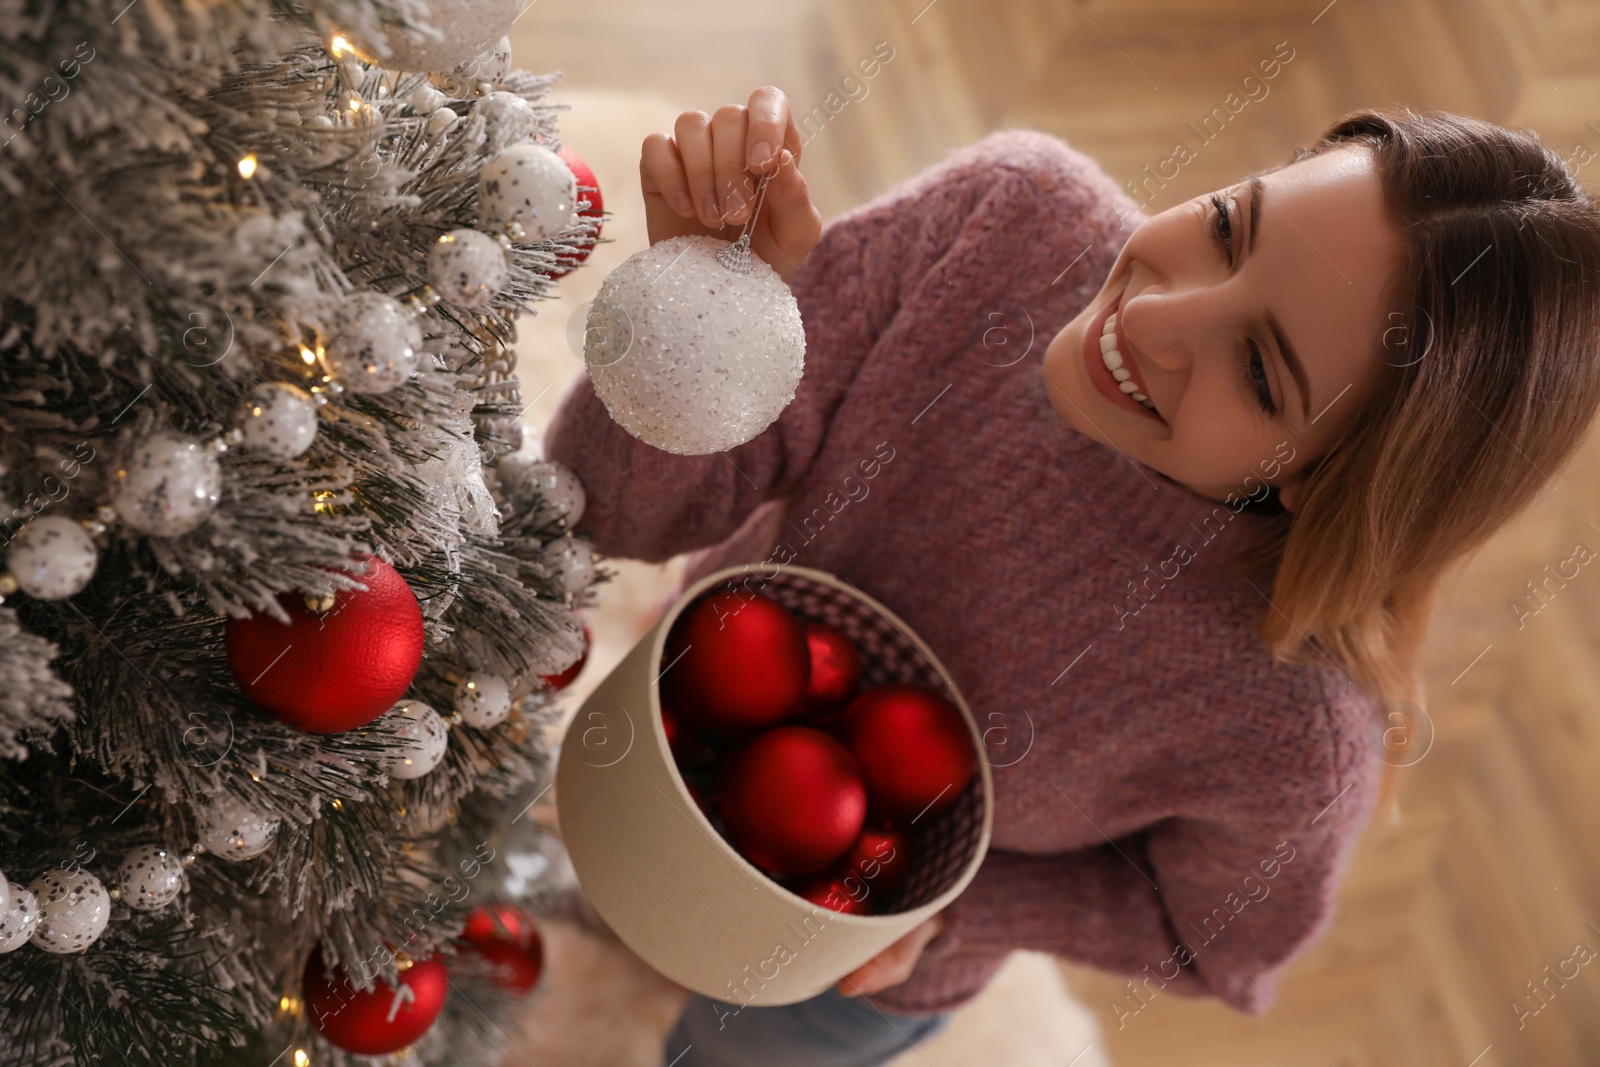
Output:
[329,35,351,57]
[237,155,258,179]
[330,798,343,810]
[294,1051,310,1067]
[299,345,316,365]
[278,995,302,1015]
[313,490,337,515]
[347,96,362,112]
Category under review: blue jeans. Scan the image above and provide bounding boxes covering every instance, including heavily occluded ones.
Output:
[660,985,954,1067]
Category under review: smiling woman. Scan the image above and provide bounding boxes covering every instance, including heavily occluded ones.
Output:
[1043,106,1600,813]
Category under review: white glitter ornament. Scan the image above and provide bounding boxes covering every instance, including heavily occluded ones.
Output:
[337,0,521,71]
[28,869,110,953]
[426,106,460,138]
[116,846,184,911]
[378,699,449,779]
[427,35,511,98]
[499,459,585,527]
[6,515,96,600]
[238,382,318,459]
[583,234,805,454]
[478,143,576,240]
[325,292,419,394]
[111,432,223,536]
[474,91,538,153]
[0,887,40,952]
[198,797,280,861]
[455,672,513,729]
[429,229,509,309]
[544,535,596,594]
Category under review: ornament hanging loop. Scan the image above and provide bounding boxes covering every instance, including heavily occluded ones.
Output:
[717,173,771,274]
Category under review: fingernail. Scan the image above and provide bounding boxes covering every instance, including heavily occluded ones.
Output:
[702,192,721,225]
[748,141,772,170]
[673,191,694,217]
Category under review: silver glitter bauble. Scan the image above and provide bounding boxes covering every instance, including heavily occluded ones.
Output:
[583,235,805,455]
[0,887,40,953]
[238,382,319,459]
[455,671,513,729]
[325,292,419,394]
[116,846,184,911]
[474,90,538,154]
[28,869,110,953]
[478,143,576,240]
[429,229,509,310]
[378,699,449,779]
[339,0,521,71]
[111,432,223,536]
[197,797,280,861]
[427,34,511,98]
[499,459,585,527]
[6,516,97,599]
[544,535,596,594]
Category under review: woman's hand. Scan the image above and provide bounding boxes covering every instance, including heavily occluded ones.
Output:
[640,86,823,287]
[837,912,947,997]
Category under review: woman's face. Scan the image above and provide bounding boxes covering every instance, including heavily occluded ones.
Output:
[1041,144,1404,510]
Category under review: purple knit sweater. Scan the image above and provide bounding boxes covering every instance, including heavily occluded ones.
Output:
[544,129,1382,1020]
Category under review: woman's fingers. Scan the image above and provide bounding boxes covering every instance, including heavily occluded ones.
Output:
[673,109,721,229]
[640,132,694,219]
[709,104,752,225]
[744,85,790,176]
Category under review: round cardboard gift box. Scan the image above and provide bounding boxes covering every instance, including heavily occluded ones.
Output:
[555,563,994,1007]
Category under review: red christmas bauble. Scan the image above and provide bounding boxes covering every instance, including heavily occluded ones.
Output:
[794,868,874,915]
[546,144,604,280]
[458,904,544,994]
[659,691,718,768]
[225,556,423,734]
[304,947,447,1055]
[538,619,590,691]
[665,590,809,736]
[716,725,865,876]
[842,825,913,898]
[799,620,862,722]
[839,684,976,823]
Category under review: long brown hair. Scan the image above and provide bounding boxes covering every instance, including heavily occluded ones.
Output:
[1234,107,1600,822]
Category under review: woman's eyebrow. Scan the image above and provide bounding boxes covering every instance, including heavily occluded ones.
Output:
[1244,176,1313,422]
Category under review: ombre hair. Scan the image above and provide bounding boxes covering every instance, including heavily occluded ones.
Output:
[1232,106,1600,820]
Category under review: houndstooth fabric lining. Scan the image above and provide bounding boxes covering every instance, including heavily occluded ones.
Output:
[665,567,988,916]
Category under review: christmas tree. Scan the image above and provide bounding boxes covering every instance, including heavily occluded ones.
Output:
[0,2,606,1063]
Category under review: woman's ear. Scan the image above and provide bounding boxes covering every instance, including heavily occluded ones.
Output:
[1276,463,1312,513]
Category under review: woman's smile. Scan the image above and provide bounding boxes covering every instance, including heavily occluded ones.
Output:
[1080,283,1165,424]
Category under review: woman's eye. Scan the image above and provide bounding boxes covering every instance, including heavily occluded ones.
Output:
[1208,193,1233,261]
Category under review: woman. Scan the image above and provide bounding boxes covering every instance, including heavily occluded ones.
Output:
[544,88,1600,1066]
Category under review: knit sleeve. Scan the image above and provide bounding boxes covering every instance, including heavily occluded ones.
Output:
[541,130,1062,564]
[913,726,1380,1017]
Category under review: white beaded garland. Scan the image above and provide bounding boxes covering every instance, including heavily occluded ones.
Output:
[341,0,522,72]
[0,886,40,953]
[111,432,224,536]
[197,797,281,861]
[477,143,576,240]
[28,868,110,953]
[325,292,419,394]
[378,699,449,779]
[474,91,538,154]
[429,229,509,309]
[455,672,513,729]
[5,515,97,599]
[238,382,319,459]
[116,845,184,911]
[583,234,805,455]
[427,35,511,98]
[544,535,596,594]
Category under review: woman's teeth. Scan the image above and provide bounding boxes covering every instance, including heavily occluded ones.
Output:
[1100,313,1159,415]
